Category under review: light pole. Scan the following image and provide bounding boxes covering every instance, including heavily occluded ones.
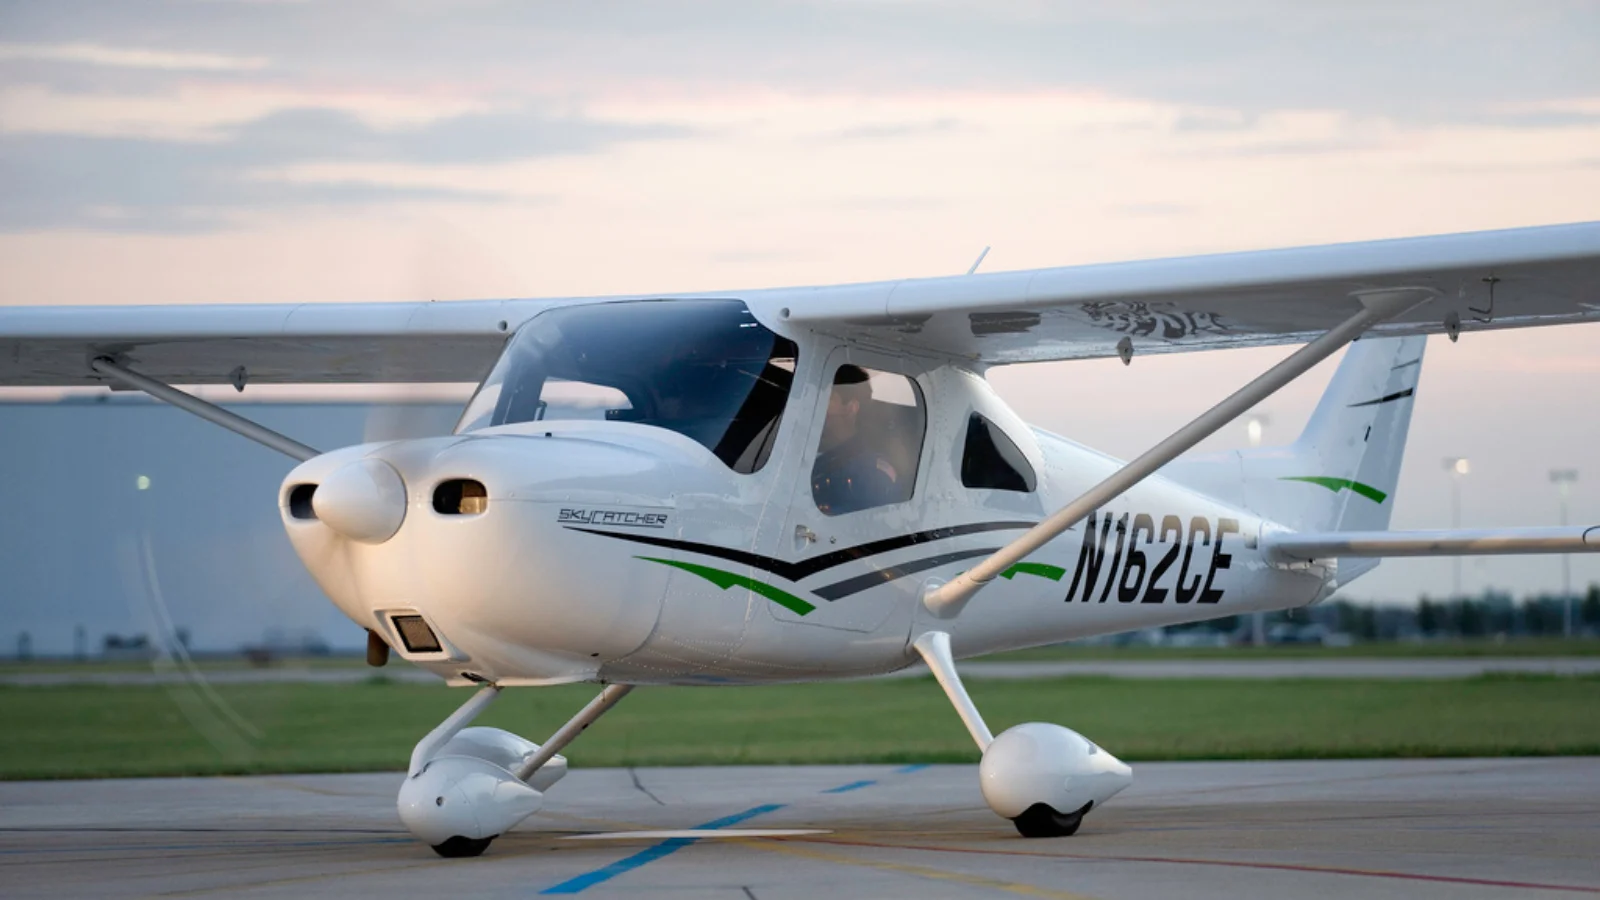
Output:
[1247,414,1271,646]
[1551,469,1579,637]
[1443,457,1470,597]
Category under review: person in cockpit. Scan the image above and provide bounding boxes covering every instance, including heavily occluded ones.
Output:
[811,364,900,515]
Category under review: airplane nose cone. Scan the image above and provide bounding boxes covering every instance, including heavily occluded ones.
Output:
[312,458,407,544]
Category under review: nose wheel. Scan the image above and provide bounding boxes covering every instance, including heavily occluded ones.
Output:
[1012,801,1092,838]
[398,683,635,857]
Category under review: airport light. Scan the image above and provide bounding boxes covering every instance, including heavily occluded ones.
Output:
[1443,457,1470,597]
[1245,413,1271,448]
[1245,413,1271,646]
[1551,469,1579,636]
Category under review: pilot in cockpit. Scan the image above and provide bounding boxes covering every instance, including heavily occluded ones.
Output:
[811,364,900,515]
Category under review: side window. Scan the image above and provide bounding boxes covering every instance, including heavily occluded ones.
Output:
[811,365,926,516]
[961,413,1037,492]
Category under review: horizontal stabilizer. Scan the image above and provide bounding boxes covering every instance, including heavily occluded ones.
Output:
[1265,526,1599,561]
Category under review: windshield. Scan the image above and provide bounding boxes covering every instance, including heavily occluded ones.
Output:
[456,300,797,473]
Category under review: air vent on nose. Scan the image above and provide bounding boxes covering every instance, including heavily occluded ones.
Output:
[288,483,318,520]
[433,479,488,515]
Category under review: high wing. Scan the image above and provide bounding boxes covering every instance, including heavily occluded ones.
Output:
[1,221,1597,387]
[0,299,530,386]
[781,220,1600,363]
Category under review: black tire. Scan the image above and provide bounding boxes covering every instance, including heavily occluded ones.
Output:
[432,835,496,858]
[1011,801,1092,838]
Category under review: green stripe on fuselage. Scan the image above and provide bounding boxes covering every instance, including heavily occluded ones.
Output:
[999,561,1067,581]
[636,557,816,615]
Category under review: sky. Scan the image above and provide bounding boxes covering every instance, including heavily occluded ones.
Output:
[1,0,1598,604]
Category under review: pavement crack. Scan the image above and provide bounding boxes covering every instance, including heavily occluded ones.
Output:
[628,767,667,806]
[741,887,758,900]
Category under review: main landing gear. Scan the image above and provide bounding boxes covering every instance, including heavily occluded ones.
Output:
[397,683,633,858]
[912,631,1132,838]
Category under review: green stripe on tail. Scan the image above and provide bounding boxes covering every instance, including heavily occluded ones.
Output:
[1280,476,1388,504]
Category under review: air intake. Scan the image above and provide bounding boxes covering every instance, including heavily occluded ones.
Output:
[287,484,318,519]
[434,479,488,515]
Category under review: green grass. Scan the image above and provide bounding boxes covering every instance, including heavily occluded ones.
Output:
[0,656,383,676]
[2,638,1591,676]
[3,675,1598,780]
[987,637,1600,661]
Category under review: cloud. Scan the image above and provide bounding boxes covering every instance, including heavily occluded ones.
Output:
[1114,202,1194,217]
[5,2,1596,125]
[1465,111,1600,130]
[0,42,268,71]
[827,118,965,140]
[0,106,692,231]
[226,106,690,166]
[836,196,946,212]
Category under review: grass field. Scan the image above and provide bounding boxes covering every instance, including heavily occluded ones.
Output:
[3,674,1597,780]
[986,637,1600,661]
[3,637,1595,677]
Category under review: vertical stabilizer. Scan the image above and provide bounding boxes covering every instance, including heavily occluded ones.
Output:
[1164,335,1426,587]
[1286,335,1426,535]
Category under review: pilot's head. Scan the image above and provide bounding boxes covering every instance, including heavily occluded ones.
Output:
[820,364,871,452]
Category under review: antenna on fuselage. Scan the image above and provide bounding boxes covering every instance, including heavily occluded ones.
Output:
[965,246,991,275]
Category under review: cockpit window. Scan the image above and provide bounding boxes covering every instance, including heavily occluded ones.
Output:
[456,300,797,473]
[811,365,926,515]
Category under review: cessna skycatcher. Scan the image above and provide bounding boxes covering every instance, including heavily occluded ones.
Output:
[3,222,1598,857]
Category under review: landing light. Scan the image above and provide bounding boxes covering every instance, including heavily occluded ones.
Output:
[135,475,150,491]
[392,614,443,654]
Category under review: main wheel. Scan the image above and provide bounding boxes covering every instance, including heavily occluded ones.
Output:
[432,835,496,858]
[1011,801,1091,838]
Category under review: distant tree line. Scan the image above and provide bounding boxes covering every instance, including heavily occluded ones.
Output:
[1178,583,1600,642]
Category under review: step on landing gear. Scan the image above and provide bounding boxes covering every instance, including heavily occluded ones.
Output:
[912,632,1132,837]
[397,683,633,857]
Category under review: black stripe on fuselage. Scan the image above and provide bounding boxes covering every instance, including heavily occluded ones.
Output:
[1348,387,1415,408]
[566,520,1034,583]
[811,547,997,601]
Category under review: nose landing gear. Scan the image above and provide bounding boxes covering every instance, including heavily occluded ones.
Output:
[398,683,633,857]
[912,631,1132,837]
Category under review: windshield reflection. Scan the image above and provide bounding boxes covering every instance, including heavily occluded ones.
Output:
[456,300,797,473]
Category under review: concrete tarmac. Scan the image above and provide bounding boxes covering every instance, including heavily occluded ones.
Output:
[2,758,1597,899]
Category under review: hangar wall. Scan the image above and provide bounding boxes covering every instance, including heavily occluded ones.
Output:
[0,396,463,656]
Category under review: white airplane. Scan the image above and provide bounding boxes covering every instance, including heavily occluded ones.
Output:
[4,222,1599,857]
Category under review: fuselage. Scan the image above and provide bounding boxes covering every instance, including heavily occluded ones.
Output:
[280,297,1328,686]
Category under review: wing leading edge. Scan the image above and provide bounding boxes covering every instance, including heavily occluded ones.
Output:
[0,299,529,387]
[780,220,1600,364]
[1,220,1597,387]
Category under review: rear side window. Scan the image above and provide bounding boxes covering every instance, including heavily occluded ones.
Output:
[961,414,1036,492]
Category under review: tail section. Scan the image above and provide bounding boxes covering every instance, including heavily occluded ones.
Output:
[1283,335,1425,534]
[1166,335,1426,585]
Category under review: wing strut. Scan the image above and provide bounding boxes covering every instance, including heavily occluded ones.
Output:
[90,357,320,462]
[1265,526,1600,561]
[921,288,1434,618]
